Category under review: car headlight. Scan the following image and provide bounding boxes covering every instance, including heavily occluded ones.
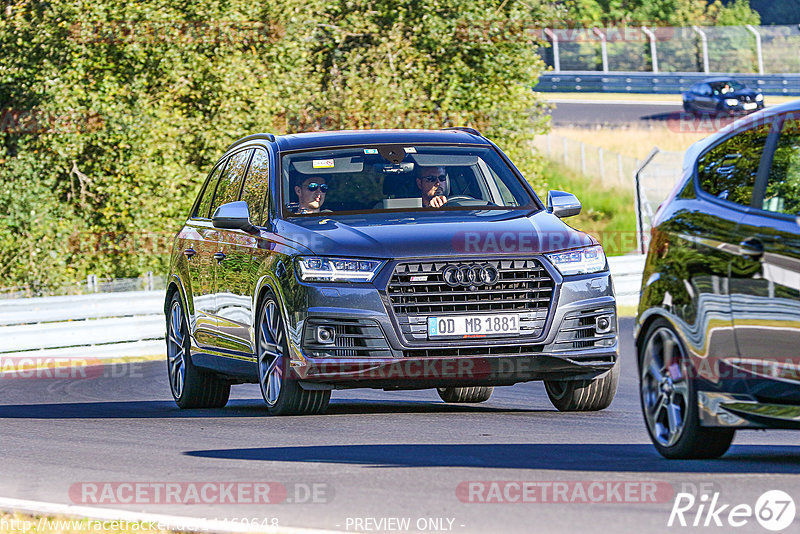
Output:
[756,94,764,101]
[297,257,384,282]
[725,98,739,106]
[546,245,607,276]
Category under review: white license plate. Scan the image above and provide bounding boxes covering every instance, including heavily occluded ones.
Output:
[427,314,520,338]
[744,102,757,110]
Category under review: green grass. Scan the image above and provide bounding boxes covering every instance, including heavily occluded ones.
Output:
[541,160,638,256]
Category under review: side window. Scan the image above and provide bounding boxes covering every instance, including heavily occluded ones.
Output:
[194,159,227,219]
[762,118,800,215]
[696,123,771,206]
[241,148,270,226]
[702,84,712,96]
[209,149,254,217]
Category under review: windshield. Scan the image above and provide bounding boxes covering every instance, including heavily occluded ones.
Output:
[280,145,536,217]
[710,80,746,94]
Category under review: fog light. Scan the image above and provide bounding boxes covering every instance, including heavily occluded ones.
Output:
[596,315,613,334]
[315,326,336,344]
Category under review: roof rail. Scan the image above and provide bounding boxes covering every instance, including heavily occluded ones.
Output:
[225,133,276,153]
[442,126,483,137]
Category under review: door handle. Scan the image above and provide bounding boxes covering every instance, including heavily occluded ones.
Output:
[213,251,226,263]
[183,248,196,259]
[738,238,764,258]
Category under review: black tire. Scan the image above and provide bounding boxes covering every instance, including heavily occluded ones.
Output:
[544,360,619,412]
[638,319,735,459]
[437,386,493,403]
[256,291,330,416]
[166,293,230,409]
[682,101,694,115]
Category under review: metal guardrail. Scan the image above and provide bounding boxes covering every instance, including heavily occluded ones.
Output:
[536,72,800,96]
[0,257,646,361]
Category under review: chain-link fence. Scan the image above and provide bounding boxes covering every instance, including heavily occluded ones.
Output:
[634,149,685,253]
[540,24,800,74]
[0,272,166,300]
[533,133,643,190]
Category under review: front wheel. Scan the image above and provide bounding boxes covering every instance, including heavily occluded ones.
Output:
[639,320,734,459]
[256,293,330,416]
[544,360,619,412]
[166,293,230,409]
[437,386,493,403]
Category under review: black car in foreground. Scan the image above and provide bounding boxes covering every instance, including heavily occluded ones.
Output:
[165,128,619,415]
[683,78,764,116]
[637,100,800,458]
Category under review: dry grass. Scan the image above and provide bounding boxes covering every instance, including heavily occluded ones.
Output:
[549,125,708,160]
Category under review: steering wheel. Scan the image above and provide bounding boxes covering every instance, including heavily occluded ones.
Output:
[443,195,490,207]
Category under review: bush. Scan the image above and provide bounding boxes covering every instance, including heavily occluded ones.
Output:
[0,1,550,292]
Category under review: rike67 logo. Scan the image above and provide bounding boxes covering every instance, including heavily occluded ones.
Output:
[669,490,796,531]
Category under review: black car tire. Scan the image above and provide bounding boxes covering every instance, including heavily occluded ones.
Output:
[437,386,493,403]
[166,293,231,409]
[682,101,695,115]
[638,319,735,459]
[544,360,619,412]
[257,291,330,416]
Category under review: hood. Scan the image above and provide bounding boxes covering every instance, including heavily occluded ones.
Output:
[725,89,759,100]
[275,210,597,259]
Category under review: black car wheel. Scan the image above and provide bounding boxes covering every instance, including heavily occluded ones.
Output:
[437,386,493,403]
[257,292,330,415]
[166,293,230,409]
[639,319,734,459]
[544,360,619,411]
[682,101,695,115]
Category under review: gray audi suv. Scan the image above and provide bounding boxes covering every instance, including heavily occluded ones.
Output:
[165,128,619,415]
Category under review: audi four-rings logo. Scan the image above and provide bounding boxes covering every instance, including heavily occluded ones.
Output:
[442,264,499,287]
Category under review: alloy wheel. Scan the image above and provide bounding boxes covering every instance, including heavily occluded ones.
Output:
[641,327,691,447]
[167,300,187,399]
[258,299,285,406]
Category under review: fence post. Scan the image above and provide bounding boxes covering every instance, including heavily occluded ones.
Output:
[563,136,568,165]
[580,142,586,174]
[87,274,98,293]
[544,28,560,73]
[746,24,764,75]
[592,28,609,73]
[692,25,710,74]
[617,153,624,184]
[598,148,605,184]
[146,271,154,292]
[641,26,658,73]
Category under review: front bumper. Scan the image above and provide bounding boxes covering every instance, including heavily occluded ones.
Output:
[285,269,618,389]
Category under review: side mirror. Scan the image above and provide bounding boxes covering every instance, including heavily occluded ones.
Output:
[212,201,257,233]
[546,190,582,218]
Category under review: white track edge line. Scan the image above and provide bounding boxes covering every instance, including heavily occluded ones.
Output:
[0,497,347,534]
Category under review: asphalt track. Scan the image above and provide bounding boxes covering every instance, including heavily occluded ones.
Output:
[1,318,799,533]
[548,100,685,127]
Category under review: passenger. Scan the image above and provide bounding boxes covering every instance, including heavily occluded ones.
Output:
[294,175,328,214]
[416,166,448,208]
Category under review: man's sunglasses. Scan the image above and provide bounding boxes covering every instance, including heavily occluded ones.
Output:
[423,175,447,183]
[307,183,329,193]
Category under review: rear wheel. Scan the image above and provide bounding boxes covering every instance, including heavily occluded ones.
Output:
[437,386,493,403]
[257,292,330,416]
[639,319,734,459]
[544,360,619,412]
[166,293,230,409]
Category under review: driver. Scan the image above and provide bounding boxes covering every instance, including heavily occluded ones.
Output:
[294,175,328,214]
[416,166,449,208]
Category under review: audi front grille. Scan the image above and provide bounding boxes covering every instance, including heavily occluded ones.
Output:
[387,258,555,343]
